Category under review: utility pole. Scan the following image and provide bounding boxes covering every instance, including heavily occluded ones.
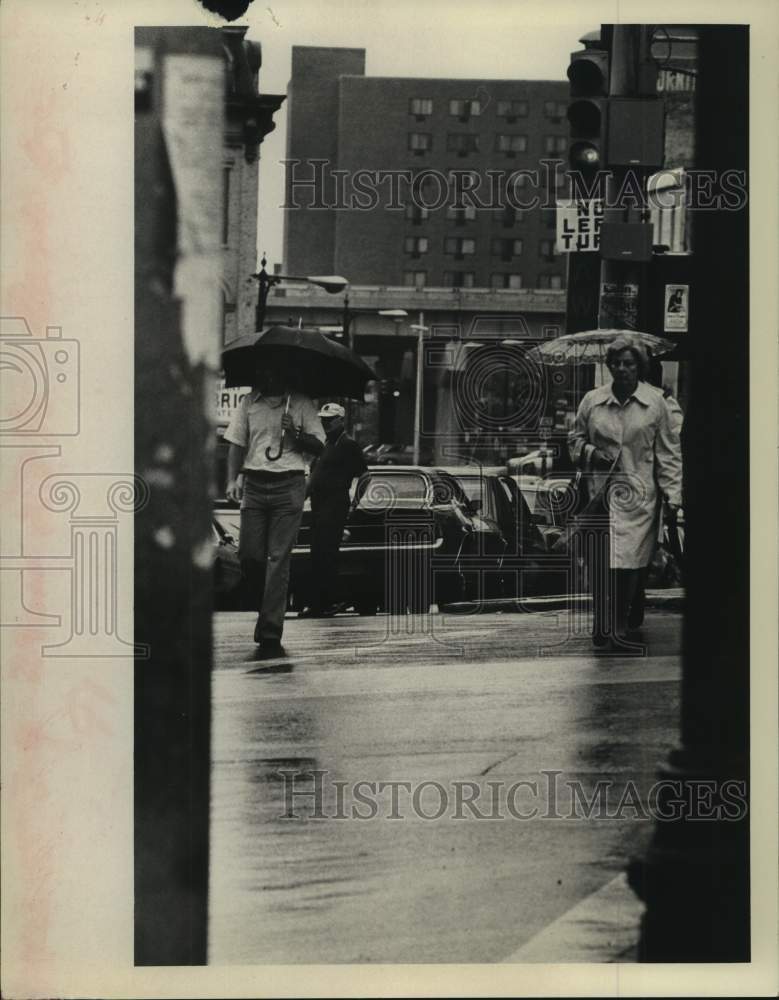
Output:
[597,25,661,331]
[412,312,428,465]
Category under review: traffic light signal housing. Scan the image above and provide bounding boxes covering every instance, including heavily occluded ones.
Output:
[567,48,609,185]
[606,97,665,167]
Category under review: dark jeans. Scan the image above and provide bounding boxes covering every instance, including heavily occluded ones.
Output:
[239,471,305,642]
[309,493,350,611]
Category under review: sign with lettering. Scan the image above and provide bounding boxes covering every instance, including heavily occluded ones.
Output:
[556,200,604,253]
[215,378,250,427]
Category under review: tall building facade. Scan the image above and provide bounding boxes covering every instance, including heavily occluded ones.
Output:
[283,47,570,292]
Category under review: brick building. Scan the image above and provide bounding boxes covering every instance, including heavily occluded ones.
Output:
[283,46,570,292]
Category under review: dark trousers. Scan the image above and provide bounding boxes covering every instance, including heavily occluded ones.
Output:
[309,493,349,611]
[238,471,305,642]
[589,525,642,639]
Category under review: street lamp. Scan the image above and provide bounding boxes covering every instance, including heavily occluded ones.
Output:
[252,253,348,331]
[411,312,430,465]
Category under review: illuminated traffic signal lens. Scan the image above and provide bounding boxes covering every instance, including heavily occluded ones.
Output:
[569,142,601,170]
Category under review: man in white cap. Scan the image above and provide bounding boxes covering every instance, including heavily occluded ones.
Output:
[300,402,367,618]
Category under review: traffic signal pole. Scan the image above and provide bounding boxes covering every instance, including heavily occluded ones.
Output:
[598,25,650,332]
[625,27,751,961]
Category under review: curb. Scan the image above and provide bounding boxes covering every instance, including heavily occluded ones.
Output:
[445,589,685,615]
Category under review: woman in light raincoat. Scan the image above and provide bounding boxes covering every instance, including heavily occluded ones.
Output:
[568,334,682,647]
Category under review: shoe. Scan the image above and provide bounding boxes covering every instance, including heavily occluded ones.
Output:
[256,640,285,660]
[592,632,609,649]
[297,607,321,619]
[253,616,262,643]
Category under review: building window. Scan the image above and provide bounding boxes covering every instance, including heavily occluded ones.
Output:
[449,98,481,119]
[409,97,433,118]
[495,133,528,157]
[497,99,528,120]
[447,133,480,156]
[491,238,523,261]
[445,204,477,224]
[444,237,476,258]
[408,132,432,154]
[405,203,429,224]
[221,165,232,246]
[538,274,564,289]
[404,236,429,257]
[539,239,556,259]
[544,135,567,154]
[403,270,427,289]
[544,100,567,122]
[490,273,522,290]
[494,206,521,227]
[444,271,475,289]
[447,167,481,188]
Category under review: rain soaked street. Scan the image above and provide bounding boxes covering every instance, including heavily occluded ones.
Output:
[209,606,682,964]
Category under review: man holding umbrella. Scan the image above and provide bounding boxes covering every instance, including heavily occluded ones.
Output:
[225,361,325,658]
[221,323,376,656]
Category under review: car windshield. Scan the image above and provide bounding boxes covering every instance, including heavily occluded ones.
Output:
[356,472,429,510]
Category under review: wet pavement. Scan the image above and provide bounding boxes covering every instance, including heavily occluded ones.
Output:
[208,607,682,964]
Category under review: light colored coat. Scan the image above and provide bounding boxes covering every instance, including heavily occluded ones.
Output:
[568,381,683,568]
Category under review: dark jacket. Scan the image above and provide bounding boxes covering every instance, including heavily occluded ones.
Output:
[306,431,367,504]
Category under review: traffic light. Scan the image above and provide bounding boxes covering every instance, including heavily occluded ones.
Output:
[566,47,609,187]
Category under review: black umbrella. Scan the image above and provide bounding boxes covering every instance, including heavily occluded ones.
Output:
[221,325,376,399]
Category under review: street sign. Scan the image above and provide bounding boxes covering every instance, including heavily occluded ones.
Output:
[663,283,689,332]
[556,199,604,253]
[215,377,249,427]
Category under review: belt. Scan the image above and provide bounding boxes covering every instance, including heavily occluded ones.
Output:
[243,469,305,481]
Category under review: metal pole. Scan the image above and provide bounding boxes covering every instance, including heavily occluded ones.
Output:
[254,254,272,332]
[343,291,351,351]
[413,311,425,464]
[598,25,644,330]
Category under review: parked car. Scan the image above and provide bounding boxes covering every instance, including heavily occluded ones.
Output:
[368,443,434,466]
[444,466,565,601]
[287,465,505,614]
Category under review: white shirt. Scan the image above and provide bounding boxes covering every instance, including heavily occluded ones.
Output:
[224,390,325,473]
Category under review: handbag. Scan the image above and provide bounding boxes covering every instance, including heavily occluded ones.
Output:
[549,454,620,555]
